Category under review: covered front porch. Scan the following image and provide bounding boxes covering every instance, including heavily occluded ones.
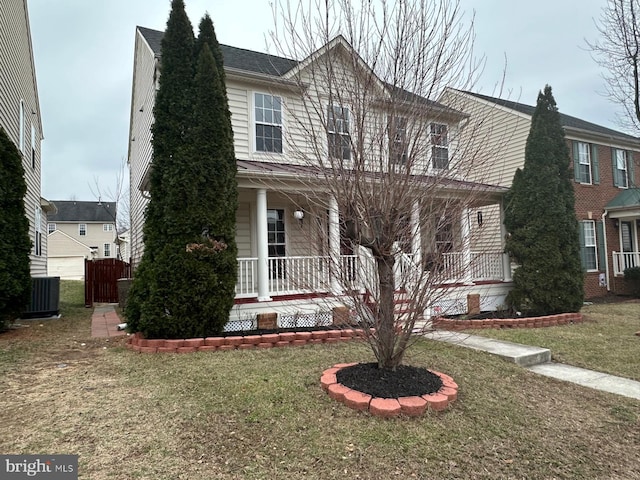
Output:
[607,188,640,277]
[232,160,512,323]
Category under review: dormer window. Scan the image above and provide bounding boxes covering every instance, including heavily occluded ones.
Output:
[430,123,449,170]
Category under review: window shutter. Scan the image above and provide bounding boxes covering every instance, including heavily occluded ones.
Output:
[596,220,606,271]
[612,148,620,187]
[578,221,587,270]
[591,144,599,184]
[573,141,580,182]
[628,151,635,187]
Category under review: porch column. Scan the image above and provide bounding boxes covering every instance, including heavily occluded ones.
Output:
[256,188,271,301]
[499,199,512,282]
[328,195,343,295]
[461,207,474,285]
[411,200,422,267]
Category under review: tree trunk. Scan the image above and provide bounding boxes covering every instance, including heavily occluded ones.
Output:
[376,254,400,370]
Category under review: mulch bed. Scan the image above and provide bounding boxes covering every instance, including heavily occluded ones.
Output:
[336,362,443,398]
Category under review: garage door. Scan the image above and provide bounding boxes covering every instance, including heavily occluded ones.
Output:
[48,256,85,280]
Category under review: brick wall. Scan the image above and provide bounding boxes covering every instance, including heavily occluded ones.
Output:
[570,140,639,298]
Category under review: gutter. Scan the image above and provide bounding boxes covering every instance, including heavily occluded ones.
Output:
[602,210,610,291]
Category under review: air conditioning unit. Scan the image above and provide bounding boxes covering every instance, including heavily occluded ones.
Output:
[22,277,60,319]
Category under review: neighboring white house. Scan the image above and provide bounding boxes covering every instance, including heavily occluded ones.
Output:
[440,88,640,299]
[0,0,53,276]
[47,201,118,280]
[128,27,512,324]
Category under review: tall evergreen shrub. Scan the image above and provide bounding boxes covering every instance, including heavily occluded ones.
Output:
[504,86,584,315]
[0,127,32,331]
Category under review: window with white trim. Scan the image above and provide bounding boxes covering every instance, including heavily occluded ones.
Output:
[48,223,56,234]
[430,123,449,169]
[103,243,111,257]
[580,221,598,271]
[613,148,628,188]
[576,142,591,184]
[103,224,114,232]
[254,93,282,153]
[79,224,87,236]
[34,205,42,256]
[389,116,408,165]
[327,104,351,161]
[19,100,25,153]
[30,124,36,168]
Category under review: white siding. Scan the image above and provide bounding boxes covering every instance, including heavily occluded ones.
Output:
[0,0,46,276]
[128,30,157,268]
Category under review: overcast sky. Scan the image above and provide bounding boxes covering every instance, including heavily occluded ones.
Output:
[28,0,621,203]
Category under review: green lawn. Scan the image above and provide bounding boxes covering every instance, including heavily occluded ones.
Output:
[0,282,638,479]
[473,301,640,381]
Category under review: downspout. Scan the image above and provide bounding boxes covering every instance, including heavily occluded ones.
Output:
[602,210,610,291]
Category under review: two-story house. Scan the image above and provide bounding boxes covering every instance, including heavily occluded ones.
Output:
[440,89,640,299]
[128,27,513,325]
[0,0,53,276]
[47,201,117,280]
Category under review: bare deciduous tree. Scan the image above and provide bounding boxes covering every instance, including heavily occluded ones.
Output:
[588,0,640,132]
[262,0,506,370]
[90,157,131,233]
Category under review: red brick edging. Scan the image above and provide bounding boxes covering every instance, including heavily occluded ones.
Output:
[433,312,583,331]
[321,363,458,417]
[125,328,363,353]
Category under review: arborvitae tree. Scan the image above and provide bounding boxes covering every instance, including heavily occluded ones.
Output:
[504,85,584,315]
[126,0,195,335]
[0,127,32,331]
[127,3,237,338]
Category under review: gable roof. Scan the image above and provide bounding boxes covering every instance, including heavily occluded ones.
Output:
[137,26,298,76]
[136,27,461,117]
[48,201,116,223]
[455,90,639,143]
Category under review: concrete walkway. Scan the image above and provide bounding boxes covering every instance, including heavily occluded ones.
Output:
[91,304,126,338]
[424,330,640,401]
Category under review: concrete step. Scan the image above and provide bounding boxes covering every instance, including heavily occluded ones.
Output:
[527,363,640,400]
[423,331,551,367]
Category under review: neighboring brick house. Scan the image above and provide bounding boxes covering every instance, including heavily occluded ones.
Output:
[440,89,640,298]
[47,201,117,279]
[0,0,53,276]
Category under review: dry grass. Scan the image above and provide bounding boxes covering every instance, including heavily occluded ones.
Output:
[474,301,640,381]
[1,282,639,479]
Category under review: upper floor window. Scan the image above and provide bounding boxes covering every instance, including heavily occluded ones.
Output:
[327,104,351,161]
[79,224,87,236]
[613,148,630,188]
[19,100,25,153]
[430,123,449,170]
[389,116,408,165]
[254,93,282,153]
[31,124,36,168]
[575,142,591,184]
[48,223,56,234]
[104,243,111,257]
[103,224,114,232]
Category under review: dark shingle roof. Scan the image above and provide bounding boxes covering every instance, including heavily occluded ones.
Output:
[48,201,116,223]
[461,90,639,142]
[138,26,298,76]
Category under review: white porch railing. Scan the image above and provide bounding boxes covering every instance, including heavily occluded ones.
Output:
[442,251,504,282]
[612,251,640,275]
[236,251,505,299]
